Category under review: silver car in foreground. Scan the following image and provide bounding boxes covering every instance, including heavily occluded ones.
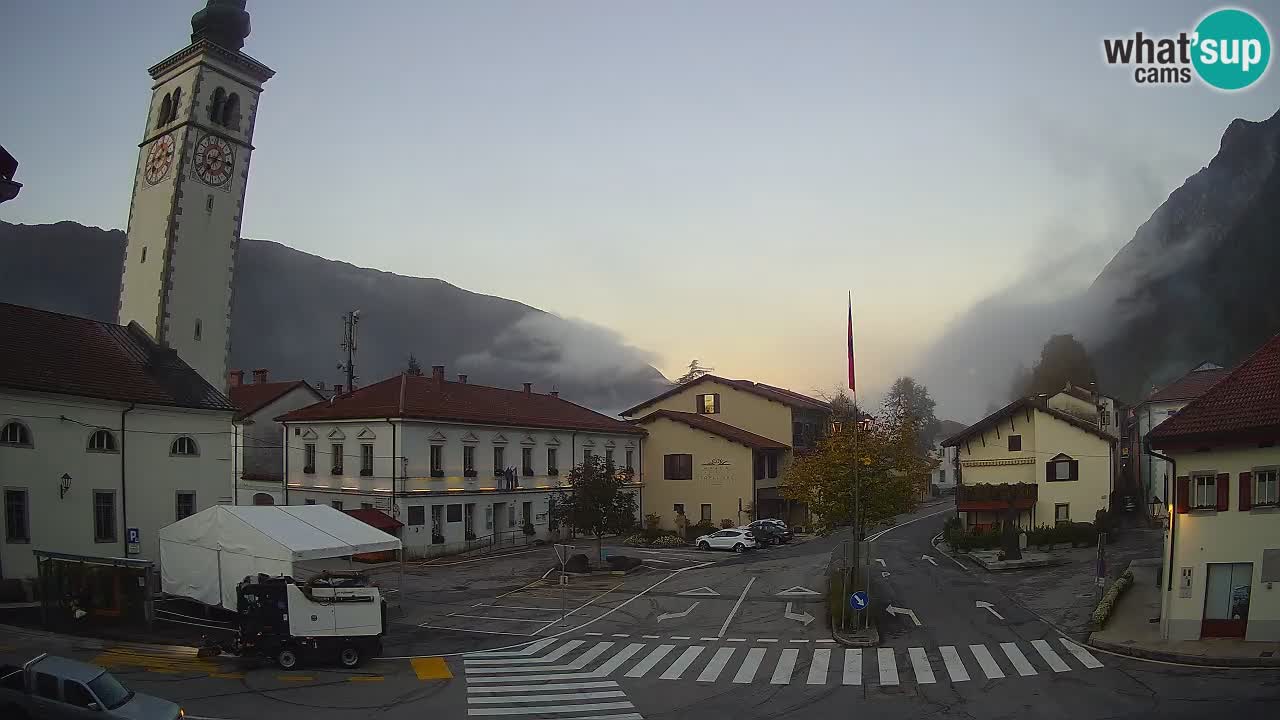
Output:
[0,653,184,720]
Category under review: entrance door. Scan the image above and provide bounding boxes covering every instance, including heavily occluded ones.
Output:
[1202,562,1252,638]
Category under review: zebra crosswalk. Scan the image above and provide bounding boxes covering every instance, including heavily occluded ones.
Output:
[461,636,1104,714]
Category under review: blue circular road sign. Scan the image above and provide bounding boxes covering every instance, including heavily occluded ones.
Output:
[850,590,869,610]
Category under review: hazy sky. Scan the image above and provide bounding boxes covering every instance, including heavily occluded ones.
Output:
[3,1,1278,417]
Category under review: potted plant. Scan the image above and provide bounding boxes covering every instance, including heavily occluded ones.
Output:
[523,521,536,537]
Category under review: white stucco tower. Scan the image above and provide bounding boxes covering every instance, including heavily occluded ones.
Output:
[118,0,273,393]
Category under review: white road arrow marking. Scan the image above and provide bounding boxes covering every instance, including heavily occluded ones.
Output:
[976,601,1005,620]
[886,605,921,626]
[783,602,815,626]
[776,586,821,597]
[921,554,937,567]
[875,558,886,567]
[678,586,720,597]
[881,571,891,578]
[657,601,700,622]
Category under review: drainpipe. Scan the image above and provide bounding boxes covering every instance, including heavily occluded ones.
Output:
[120,403,136,557]
[387,417,397,517]
[281,423,289,505]
[1144,441,1177,591]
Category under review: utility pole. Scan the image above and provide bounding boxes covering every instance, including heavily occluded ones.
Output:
[338,310,360,390]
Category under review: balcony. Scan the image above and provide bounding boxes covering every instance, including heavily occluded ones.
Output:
[957,483,1037,512]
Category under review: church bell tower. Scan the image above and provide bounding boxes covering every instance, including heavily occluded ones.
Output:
[118,0,273,393]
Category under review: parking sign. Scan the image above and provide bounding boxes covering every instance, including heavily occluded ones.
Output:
[127,527,140,544]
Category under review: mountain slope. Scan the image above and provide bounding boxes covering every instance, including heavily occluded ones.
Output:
[0,221,670,412]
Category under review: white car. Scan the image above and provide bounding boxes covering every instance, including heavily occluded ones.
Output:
[695,529,758,553]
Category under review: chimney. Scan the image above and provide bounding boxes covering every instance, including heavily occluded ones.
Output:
[550,391,559,398]
[432,365,445,389]
[252,368,268,384]
[523,382,532,396]
[316,380,326,391]
[334,384,344,395]
[228,369,244,387]
[458,374,468,384]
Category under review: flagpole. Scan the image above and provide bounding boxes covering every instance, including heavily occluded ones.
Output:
[848,291,862,629]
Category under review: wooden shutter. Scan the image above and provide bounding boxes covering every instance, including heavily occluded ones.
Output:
[1069,459,1080,482]
[664,454,673,479]
[1215,473,1230,511]
[681,454,692,480]
[1046,462,1054,483]
[1239,472,1252,511]
[713,394,721,413]
[1175,476,1190,514]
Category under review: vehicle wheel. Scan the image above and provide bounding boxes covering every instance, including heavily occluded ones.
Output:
[339,645,362,668]
[698,541,711,550]
[276,646,300,670]
[733,543,745,553]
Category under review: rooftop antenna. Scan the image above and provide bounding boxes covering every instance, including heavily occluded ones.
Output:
[337,310,360,391]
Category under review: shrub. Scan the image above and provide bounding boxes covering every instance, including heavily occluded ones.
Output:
[685,521,718,541]
[644,513,661,531]
[622,531,686,547]
[720,518,735,529]
[1091,569,1134,629]
[523,521,536,536]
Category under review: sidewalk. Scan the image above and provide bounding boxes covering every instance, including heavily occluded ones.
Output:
[1088,560,1280,667]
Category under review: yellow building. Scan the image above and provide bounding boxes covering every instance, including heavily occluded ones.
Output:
[621,375,830,529]
[942,389,1116,530]
[1149,333,1280,642]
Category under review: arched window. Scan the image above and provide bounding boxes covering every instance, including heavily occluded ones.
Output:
[221,92,240,130]
[88,429,118,452]
[1,421,32,447]
[157,93,172,129]
[209,87,226,124]
[252,493,275,506]
[169,87,182,123]
[171,436,199,456]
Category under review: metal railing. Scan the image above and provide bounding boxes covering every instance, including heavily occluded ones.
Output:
[407,525,547,562]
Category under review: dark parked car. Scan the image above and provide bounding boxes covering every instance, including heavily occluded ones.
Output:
[749,519,793,542]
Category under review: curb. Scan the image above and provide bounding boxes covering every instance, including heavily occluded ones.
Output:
[831,622,880,648]
[1086,635,1280,668]
[0,623,199,655]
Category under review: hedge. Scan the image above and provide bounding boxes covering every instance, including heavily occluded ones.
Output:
[622,529,687,548]
[1090,569,1134,629]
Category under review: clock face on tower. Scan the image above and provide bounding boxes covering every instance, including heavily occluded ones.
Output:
[143,133,175,185]
[193,134,235,188]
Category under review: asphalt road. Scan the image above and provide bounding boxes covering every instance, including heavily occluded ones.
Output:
[3,503,1277,719]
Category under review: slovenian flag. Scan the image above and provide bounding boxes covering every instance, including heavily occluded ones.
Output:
[847,292,856,392]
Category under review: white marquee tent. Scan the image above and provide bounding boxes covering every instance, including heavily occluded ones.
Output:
[159,504,402,608]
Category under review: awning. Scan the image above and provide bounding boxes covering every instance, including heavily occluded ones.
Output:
[344,508,404,531]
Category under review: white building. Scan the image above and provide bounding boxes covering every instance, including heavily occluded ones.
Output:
[930,442,957,492]
[1,304,236,580]
[1134,363,1229,518]
[277,366,646,557]
[229,369,323,506]
[1149,338,1279,642]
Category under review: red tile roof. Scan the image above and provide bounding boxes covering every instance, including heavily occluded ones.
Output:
[230,380,321,420]
[278,373,645,435]
[1146,363,1230,403]
[620,375,830,416]
[1149,334,1280,446]
[343,508,403,531]
[942,396,1116,447]
[0,302,234,412]
[632,409,789,450]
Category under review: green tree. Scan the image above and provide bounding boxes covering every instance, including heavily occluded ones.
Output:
[779,414,929,536]
[1014,334,1098,398]
[549,455,638,561]
[882,377,941,454]
[406,354,424,376]
[674,359,714,385]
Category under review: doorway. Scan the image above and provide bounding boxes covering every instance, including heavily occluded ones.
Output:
[1202,562,1252,638]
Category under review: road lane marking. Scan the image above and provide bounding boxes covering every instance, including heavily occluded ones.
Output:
[348,676,384,682]
[626,645,675,677]
[839,645,860,681]
[468,681,619,693]
[533,584,625,636]
[909,647,936,684]
[642,635,659,639]
[816,639,835,643]
[467,642,614,674]
[939,646,970,682]
[1059,638,1104,669]
[466,641,584,666]
[758,638,778,643]
[420,625,536,637]
[717,576,756,637]
[864,505,955,542]
[612,634,630,638]
[671,636,691,640]
[700,637,719,641]
[593,643,646,676]
[466,701,635,716]
[969,644,1005,679]
[465,638,559,658]
[789,639,810,643]
[585,632,604,636]
[411,657,454,680]
[467,691,628,704]
[448,614,550,623]
[770,648,799,685]
[808,648,831,685]
[660,645,705,679]
[877,647,898,686]
[732,648,766,683]
[1031,639,1070,672]
[1000,642,1037,676]
[726,638,746,642]
[698,647,736,682]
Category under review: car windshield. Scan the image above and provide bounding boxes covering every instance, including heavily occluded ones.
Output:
[88,671,132,710]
